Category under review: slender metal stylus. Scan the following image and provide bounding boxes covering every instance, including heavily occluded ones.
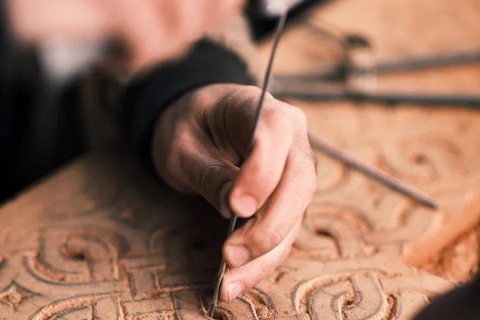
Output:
[209,11,288,318]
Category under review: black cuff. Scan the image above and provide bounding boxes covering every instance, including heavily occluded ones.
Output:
[0,0,16,200]
[123,39,255,168]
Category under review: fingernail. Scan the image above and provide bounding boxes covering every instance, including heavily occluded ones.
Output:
[231,194,257,217]
[227,282,243,301]
[227,245,250,267]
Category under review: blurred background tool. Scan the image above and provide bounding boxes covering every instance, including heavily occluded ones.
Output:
[272,21,480,107]
[308,133,438,208]
[248,0,308,16]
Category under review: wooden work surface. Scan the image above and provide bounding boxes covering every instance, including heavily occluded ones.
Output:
[1,0,479,319]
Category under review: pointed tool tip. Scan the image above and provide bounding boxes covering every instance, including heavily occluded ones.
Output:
[417,194,438,209]
[424,199,439,209]
[209,303,217,318]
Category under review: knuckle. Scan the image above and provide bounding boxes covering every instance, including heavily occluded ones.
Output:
[311,149,319,177]
[170,122,192,146]
[189,86,216,108]
[158,155,193,194]
[289,139,312,166]
[194,165,214,194]
[262,107,292,133]
[230,85,261,104]
[283,245,293,259]
[256,260,273,279]
[303,151,319,196]
[307,173,318,197]
[297,136,317,164]
[288,106,308,128]
[265,228,285,248]
[246,162,278,189]
[249,227,284,254]
[194,164,226,195]
[301,141,319,179]
[250,178,278,201]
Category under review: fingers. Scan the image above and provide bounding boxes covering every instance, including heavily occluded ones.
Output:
[220,217,302,302]
[152,114,239,218]
[229,100,295,218]
[224,132,317,267]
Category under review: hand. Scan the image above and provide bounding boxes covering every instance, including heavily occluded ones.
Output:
[152,84,317,301]
[6,0,244,72]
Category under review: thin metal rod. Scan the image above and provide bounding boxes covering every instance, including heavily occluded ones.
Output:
[308,133,438,209]
[248,12,288,153]
[273,87,480,108]
[274,46,480,82]
[209,214,238,318]
[364,48,480,75]
[209,12,288,319]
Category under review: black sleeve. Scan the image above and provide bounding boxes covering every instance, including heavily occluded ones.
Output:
[118,0,326,168]
[0,0,16,200]
[120,39,254,167]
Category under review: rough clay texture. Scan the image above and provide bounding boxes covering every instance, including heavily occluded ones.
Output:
[1,0,480,319]
[401,192,480,284]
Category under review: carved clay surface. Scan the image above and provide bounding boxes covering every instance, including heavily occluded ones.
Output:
[1,0,480,319]
[0,156,455,320]
[401,192,480,284]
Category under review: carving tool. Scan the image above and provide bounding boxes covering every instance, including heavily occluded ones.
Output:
[209,8,288,319]
[272,21,480,107]
[308,134,438,208]
[273,85,480,108]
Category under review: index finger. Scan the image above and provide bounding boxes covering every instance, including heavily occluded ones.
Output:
[225,136,316,267]
[219,217,302,302]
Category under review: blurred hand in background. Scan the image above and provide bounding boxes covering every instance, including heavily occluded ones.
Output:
[6,0,244,72]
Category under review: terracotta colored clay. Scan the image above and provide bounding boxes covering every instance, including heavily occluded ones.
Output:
[402,192,480,271]
[1,0,480,319]
[0,151,456,319]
